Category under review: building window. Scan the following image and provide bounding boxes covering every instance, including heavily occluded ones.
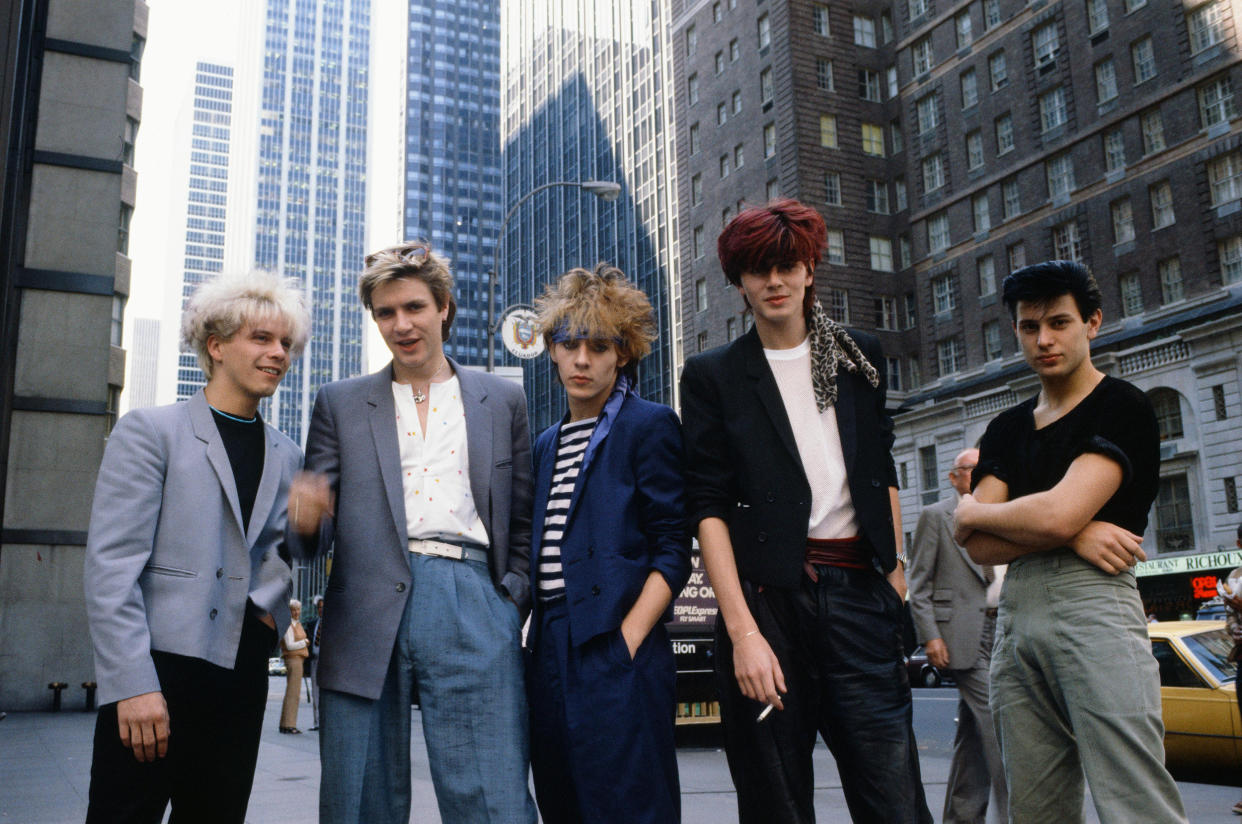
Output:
[713,1,723,22]
[691,173,703,205]
[721,207,733,229]
[1046,153,1075,200]
[813,5,830,36]
[1103,129,1125,173]
[695,278,708,311]
[1112,198,1135,244]
[693,226,705,258]
[1150,181,1174,228]
[910,0,928,19]
[859,69,882,101]
[110,295,125,346]
[826,171,842,205]
[905,292,918,328]
[983,319,1003,360]
[764,123,777,157]
[1209,152,1242,207]
[758,13,771,48]
[766,178,780,200]
[1040,87,1068,131]
[1159,257,1184,304]
[929,213,951,253]
[730,38,740,61]
[1220,235,1242,284]
[938,337,966,376]
[1124,0,1146,11]
[1119,272,1143,316]
[1199,76,1237,128]
[1228,478,1239,513]
[697,331,709,353]
[686,24,697,55]
[734,143,744,168]
[985,0,1002,27]
[995,113,1014,154]
[870,236,894,271]
[895,177,908,211]
[1087,0,1109,32]
[1213,384,1228,419]
[891,120,904,153]
[882,10,895,42]
[1141,110,1165,155]
[886,357,902,392]
[118,204,132,255]
[1008,242,1026,272]
[828,288,850,322]
[913,38,933,76]
[1032,23,1059,66]
[923,153,945,192]
[1188,0,1226,54]
[917,93,939,134]
[1052,221,1083,262]
[826,229,846,264]
[726,316,738,341]
[732,90,743,114]
[876,295,899,329]
[1002,178,1021,219]
[715,51,725,75]
[1154,473,1193,551]
[920,445,939,495]
[819,114,838,148]
[690,122,701,154]
[978,254,996,296]
[866,179,889,213]
[973,193,991,233]
[854,15,876,47]
[956,11,973,48]
[861,122,885,155]
[688,74,699,105]
[817,58,834,91]
[1150,389,1184,440]
[966,130,984,170]
[989,51,1008,90]
[1095,59,1118,104]
[960,69,979,109]
[717,102,727,125]
[909,356,922,388]
[932,273,958,313]
[1131,37,1156,84]
[900,234,913,268]
[719,154,730,178]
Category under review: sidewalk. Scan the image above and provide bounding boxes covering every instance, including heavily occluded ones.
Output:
[2,680,1237,822]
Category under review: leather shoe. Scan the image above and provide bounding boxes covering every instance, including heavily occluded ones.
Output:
[278,726,302,734]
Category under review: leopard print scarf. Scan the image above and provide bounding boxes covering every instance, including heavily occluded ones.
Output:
[808,300,880,411]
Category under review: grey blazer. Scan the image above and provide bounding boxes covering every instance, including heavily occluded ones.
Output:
[84,391,300,705]
[906,495,991,671]
[296,360,533,701]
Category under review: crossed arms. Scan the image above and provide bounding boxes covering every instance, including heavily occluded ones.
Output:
[954,451,1145,575]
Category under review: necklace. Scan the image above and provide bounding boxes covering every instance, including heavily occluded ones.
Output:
[412,358,449,404]
[209,404,258,424]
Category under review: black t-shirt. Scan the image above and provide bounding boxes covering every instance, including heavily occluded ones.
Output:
[973,375,1159,535]
[211,409,266,532]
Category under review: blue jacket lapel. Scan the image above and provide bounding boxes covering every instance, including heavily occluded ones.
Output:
[455,360,494,537]
[367,366,409,546]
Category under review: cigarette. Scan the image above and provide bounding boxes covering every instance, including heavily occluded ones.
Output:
[757,703,775,722]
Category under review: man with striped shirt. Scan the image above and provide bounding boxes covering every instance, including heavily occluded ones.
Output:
[525,265,691,824]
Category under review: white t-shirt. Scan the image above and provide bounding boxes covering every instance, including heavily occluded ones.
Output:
[392,376,489,546]
[764,338,860,539]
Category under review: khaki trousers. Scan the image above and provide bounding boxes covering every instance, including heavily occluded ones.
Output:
[280,656,304,729]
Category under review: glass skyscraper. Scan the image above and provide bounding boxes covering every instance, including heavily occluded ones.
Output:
[404,0,503,368]
[256,0,370,443]
[175,61,234,402]
[500,2,681,434]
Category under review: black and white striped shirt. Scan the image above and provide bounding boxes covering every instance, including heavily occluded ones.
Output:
[537,417,597,602]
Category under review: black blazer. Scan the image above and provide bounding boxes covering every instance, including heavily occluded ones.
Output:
[679,326,899,588]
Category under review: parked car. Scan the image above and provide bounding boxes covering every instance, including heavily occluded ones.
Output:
[905,644,950,688]
[1148,620,1238,782]
[1197,597,1228,621]
[267,656,287,677]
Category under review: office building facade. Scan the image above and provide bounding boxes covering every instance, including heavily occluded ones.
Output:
[670,0,1242,578]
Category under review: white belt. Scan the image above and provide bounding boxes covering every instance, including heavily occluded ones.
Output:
[408,538,487,564]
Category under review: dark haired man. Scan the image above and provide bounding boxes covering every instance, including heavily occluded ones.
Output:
[680,200,931,823]
[954,259,1187,821]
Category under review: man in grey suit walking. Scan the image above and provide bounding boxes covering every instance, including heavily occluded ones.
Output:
[907,447,1008,823]
[84,271,310,824]
[289,242,537,824]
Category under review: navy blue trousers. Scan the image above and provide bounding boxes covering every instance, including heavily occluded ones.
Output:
[527,599,681,823]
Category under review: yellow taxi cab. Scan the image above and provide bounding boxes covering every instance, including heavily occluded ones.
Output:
[1148,620,1238,780]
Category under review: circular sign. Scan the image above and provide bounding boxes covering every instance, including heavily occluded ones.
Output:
[500,307,544,359]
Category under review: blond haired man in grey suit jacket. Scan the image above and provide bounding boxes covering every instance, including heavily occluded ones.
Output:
[84,271,309,824]
[907,447,1008,824]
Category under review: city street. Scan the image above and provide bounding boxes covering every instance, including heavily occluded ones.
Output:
[1,681,1237,822]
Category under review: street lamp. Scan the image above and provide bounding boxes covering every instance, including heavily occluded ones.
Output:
[486,180,623,371]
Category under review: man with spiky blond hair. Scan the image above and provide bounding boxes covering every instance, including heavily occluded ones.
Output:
[525,264,690,823]
[85,270,310,824]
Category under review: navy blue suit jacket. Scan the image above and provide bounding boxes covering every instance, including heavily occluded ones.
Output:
[529,390,691,648]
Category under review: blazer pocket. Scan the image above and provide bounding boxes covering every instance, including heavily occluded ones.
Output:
[495,457,513,468]
[932,589,953,622]
[144,563,197,578]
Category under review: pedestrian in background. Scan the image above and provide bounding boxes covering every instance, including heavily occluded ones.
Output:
[279,598,309,734]
[305,594,324,731]
[525,265,691,823]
